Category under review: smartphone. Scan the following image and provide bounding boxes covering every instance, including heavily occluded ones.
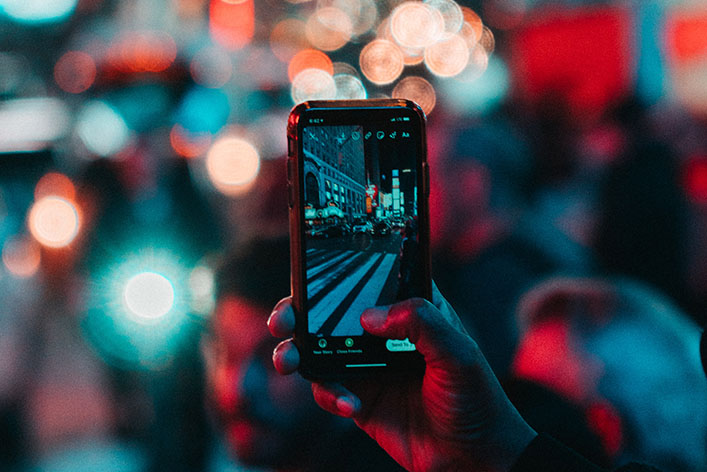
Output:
[287,99,431,380]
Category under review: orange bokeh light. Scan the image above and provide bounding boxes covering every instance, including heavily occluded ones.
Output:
[209,0,255,50]
[107,32,177,73]
[170,124,213,159]
[424,33,469,77]
[305,6,353,52]
[34,172,76,201]
[392,76,436,115]
[28,196,81,249]
[359,39,404,85]
[54,51,96,94]
[666,9,707,64]
[461,6,484,47]
[2,236,41,279]
[288,49,334,82]
[206,136,261,196]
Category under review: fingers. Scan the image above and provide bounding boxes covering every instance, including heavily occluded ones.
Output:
[311,382,361,418]
[361,298,476,365]
[267,296,295,338]
[272,339,300,375]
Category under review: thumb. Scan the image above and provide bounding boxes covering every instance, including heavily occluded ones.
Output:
[361,298,475,365]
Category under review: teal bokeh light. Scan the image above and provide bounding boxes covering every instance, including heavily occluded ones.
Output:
[84,248,195,370]
[0,0,78,24]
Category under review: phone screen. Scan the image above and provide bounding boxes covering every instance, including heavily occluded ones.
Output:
[301,123,424,338]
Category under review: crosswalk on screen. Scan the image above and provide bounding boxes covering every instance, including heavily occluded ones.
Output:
[302,123,422,336]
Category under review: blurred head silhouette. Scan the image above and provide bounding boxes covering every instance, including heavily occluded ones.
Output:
[513,277,707,472]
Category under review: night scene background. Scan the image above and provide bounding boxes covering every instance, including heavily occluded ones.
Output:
[0,1,705,471]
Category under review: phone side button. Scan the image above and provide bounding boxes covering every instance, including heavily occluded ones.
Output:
[422,162,430,197]
[288,183,294,208]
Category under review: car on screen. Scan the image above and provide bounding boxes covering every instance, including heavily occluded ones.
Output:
[352,220,373,234]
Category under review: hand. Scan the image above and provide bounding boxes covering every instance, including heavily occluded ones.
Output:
[268,284,537,472]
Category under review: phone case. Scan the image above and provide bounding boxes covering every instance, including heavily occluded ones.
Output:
[287,99,430,380]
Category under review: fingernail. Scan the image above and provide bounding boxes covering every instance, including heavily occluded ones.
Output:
[361,307,388,329]
[335,396,359,417]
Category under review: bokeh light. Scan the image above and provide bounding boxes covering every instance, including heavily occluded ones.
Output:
[85,249,192,369]
[392,76,436,115]
[359,39,404,85]
[461,6,484,45]
[170,124,212,159]
[176,86,230,135]
[270,18,310,63]
[34,172,76,201]
[455,43,490,83]
[288,48,333,82]
[206,135,261,196]
[335,73,367,99]
[106,32,177,74]
[291,68,337,103]
[390,1,444,49]
[479,25,496,54]
[28,196,80,249]
[54,51,96,94]
[424,33,469,77]
[123,272,175,320]
[349,0,379,37]
[0,0,78,23]
[426,0,464,35]
[76,100,130,157]
[306,6,353,52]
[441,55,509,114]
[317,0,378,38]
[2,235,41,279]
[209,0,255,50]
[0,97,70,152]
[189,265,215,316]
[683,156,707,205]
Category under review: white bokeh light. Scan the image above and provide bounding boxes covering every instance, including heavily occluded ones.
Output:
[76,100,130,157]
[123,272,175,320]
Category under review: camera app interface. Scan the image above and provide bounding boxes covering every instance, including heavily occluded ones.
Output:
[302,123,422,337]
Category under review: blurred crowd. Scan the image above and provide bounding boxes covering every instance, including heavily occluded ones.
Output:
[0,0,706,471]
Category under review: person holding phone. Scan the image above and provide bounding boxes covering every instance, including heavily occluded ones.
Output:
[268,287,664,472]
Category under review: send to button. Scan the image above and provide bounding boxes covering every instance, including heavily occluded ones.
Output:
[385,338,416,352]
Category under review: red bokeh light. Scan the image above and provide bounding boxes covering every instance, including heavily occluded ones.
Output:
[54,51,96,94]
[209,0,255,50]
[683,156,707,205]
[509,7,633,120]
